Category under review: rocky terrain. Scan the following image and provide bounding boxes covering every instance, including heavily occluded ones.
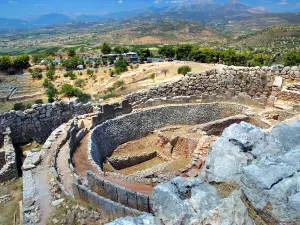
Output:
[1,65,300,224]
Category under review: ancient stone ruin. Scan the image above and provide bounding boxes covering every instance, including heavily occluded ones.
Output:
[1,65,300,224]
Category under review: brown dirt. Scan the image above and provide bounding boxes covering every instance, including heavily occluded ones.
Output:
[57,142,76,196]
[73,134,154,196]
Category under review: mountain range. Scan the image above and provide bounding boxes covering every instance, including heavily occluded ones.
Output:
[0,1,295,33]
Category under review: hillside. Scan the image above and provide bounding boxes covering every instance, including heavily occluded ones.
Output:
[229,25,300,52]
[0,20,226,53]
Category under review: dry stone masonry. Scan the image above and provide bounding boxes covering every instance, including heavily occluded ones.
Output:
[0,127,17,182]
[125,66,300,108]
[2,65,300,224]
[0,101,93,145]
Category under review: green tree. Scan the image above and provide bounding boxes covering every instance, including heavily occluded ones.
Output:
[61,56,83,70]
[176,44,193,60]
[42,78,52,88]
[178,65,192,76]
[67,48,76,57]
[31,53,46,65]
[114,46,129,54]
[0,56,12,71]
[251,54,268,67]
[60,84,79,97]
[114,59,128,74]
[29,67,43,79]
[282,51,300,66]
[101,43,112,54]
[138,48,151,60]
[46,84,58,103]
[12,54,30,70]
[46,69,55,80]
[158,46,176,58]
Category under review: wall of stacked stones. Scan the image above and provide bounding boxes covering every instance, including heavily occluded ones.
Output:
[0,101,93,146]
[87,171,151,213]
[0,151,5,169]
[0,128,18,182]
[72,183,142,222]
[90,103,247,169]
[125,66,300,104]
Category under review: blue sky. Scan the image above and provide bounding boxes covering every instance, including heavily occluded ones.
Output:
[0,0,299,19]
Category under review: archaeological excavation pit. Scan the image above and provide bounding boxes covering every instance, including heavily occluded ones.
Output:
[87,103,270,184]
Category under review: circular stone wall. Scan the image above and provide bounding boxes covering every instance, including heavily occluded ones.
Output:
[90,103,249,170]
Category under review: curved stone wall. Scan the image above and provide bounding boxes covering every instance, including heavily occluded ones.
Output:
[90,103,248,169]
[0,101,93,145]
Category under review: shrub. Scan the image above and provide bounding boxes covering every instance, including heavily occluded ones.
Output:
[42,78,52,88]
[34,99,44,104]
[60,84,79,97]
[178,66,192,76]
[46,85,58,103]
[109,69,115,77]
[114,59,128,74]
[46,69,55,80]
[87,69,94,76]
[64,71,76,80]
[74,79,85,88]
[13,103,25,111]
[76,92,91,103]
[99,92,119,100]
[149,73,156,82]
[29,67,43,79]
[112,80,125,89]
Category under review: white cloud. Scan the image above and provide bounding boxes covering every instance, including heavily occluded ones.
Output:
[118,0,123,3]
[278,0,288,5]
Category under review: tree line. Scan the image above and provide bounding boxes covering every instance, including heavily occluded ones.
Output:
[0,54,30,74]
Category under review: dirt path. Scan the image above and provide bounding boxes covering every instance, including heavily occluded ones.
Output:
[30,125,68,225]
[73,134,153,196]
[57,142,76,196]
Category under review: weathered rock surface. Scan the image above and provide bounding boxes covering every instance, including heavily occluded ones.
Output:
[151,177,254,225]
[241,146,300,223]
[205,122,284,183]
[106,214,160,225]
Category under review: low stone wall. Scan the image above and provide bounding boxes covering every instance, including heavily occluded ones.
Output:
[90,103,248,170]
[0,128,18,182]
[194,115,249,136]
[108,151,157,170]
[9,92,44,101]
[277,89,300,103]
[72,183,142,222]
[87,171,151,213]
[0,151,6,170]
[126,66,279,104]
[0,101,93,145]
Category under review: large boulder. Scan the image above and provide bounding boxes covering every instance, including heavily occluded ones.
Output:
[241,147,300,223]
[270,120,300,152]
[152,177,254,225]
[205,122,284,183]
[106,214,160,225]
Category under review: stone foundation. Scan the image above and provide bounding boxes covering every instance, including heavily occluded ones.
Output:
[87,171,151,213]
[90,103,248,171]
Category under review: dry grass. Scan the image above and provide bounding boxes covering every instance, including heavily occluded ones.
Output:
[211,182,274,225]
[0,178,22,225]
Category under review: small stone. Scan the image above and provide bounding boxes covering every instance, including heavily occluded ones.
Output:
[51,198,65,207]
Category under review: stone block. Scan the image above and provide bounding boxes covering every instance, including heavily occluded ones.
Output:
[137,193,150,212]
